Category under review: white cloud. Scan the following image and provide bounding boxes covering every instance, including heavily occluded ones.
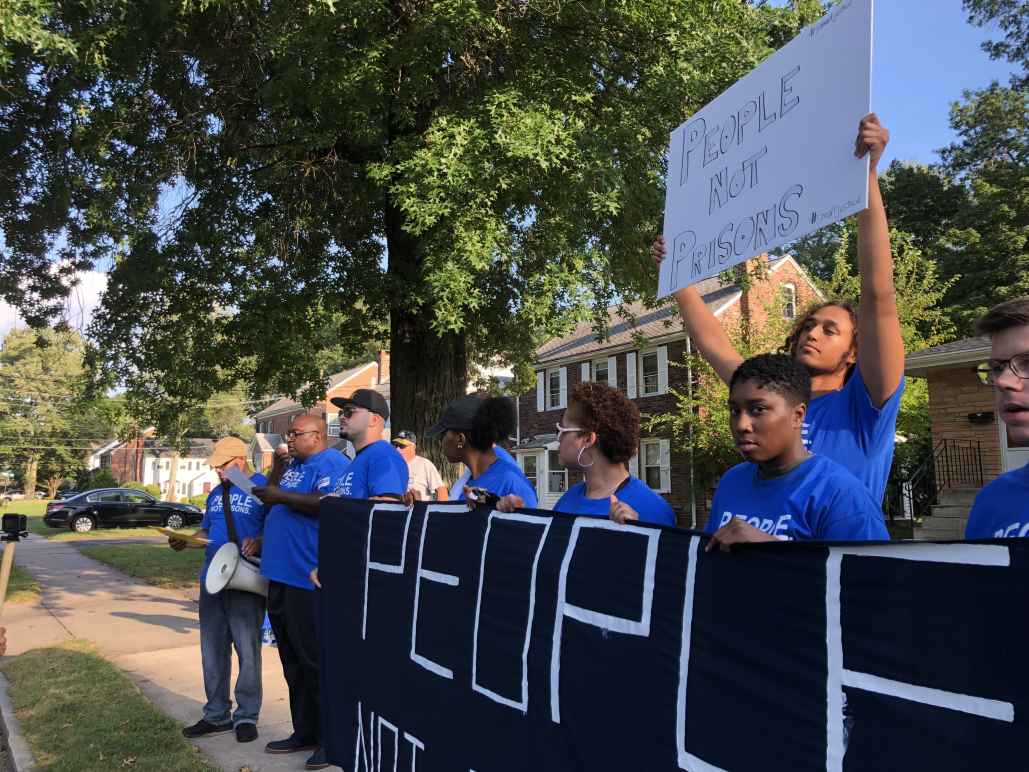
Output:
[0,270,108,338]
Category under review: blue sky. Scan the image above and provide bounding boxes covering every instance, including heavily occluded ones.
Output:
[775,0,1017,166]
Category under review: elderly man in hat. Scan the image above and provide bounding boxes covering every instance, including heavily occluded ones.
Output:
[168,436,267,744]
[392,430,448,502]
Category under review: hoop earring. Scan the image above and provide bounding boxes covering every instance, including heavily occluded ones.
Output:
[576,444,595,469]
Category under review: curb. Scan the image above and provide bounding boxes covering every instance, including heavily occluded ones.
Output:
[0,670,34,771]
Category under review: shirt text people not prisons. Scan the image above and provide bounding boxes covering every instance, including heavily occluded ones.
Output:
[706,454,889,541]
[261,448,351,590]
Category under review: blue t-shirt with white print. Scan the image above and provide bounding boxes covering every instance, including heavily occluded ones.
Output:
[803,364,904,504]
[333,439,409,500]
[200,473,267,578]
[261,448,350,590]
[459,457,539,508]
[706,454,889,541]
[555,476,676,526]
[965,463,1029,539]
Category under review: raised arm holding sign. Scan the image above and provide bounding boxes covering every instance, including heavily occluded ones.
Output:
[652,0,904,502]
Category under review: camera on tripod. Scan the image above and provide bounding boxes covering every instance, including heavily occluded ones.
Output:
[1,514,28,542]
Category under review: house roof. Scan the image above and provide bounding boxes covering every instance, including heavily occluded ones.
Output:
[254,363,388,419]
[143,438,216,458]
[905,336,991,375]
[535,277,736,365]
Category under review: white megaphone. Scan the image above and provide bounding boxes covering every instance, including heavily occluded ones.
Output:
[205,542,269,597]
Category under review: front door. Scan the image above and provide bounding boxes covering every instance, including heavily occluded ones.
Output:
[1002,425,1029,472]
[518,451,544,506]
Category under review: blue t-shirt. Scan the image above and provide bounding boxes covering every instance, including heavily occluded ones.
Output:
[333,439,409,499]
[965,463,1029,538]
[555,477,676,526]
[261,448,351,590]
[804,365,904,503]
[706,455,889,541]
[200,473,267,578]
[460,457,539,508]
[450,444,516,499]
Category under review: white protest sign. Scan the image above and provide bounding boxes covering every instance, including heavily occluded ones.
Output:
[658,0,873,297]
[225,466,255,495]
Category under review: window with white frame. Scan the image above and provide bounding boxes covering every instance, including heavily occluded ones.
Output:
[327,414,340,437]
[548,369,562,409]
[782,283,797,319]
[640,438,671,493]
[547,450,568,494]
[593,358,609,386]
[640,350,660,396]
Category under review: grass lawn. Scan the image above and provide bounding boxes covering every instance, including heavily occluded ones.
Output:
[0,500,164,541]
[1,640,218,772]
[77,543,204,589]
[7,561,40,603]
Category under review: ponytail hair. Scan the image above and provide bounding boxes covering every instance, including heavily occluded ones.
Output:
[468,396,516,452]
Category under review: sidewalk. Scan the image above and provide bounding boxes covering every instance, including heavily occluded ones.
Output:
[7,537,339,771]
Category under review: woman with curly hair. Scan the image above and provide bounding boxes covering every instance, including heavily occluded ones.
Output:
[427,394,538,507]
[653,115,905,503]
[500,381,675,525]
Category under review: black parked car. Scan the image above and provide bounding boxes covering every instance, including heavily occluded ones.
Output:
[43,488,203,533]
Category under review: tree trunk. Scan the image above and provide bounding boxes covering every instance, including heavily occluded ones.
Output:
[385,202,467,486]
[167,452,180,502]
[23,455,38,498]
[45,477,62,499]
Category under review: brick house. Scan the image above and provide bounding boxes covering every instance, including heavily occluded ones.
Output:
[514,255,822,527]
[904,337,1029,537]
[99,428,156,483]
[250,352,391,471]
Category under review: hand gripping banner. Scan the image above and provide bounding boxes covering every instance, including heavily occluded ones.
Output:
[318,499,1028,771]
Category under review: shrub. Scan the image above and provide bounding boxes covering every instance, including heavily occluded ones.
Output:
[125,481,162,498]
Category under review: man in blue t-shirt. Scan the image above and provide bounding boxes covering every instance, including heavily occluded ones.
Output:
[167,437,267,743]
[965,298,1029,539]
[250,415,349,768]
[329,388,408,501]
[706,354,888,552]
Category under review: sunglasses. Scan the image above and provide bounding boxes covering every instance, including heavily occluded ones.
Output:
[285,429,319,440]
[556,423,585,439]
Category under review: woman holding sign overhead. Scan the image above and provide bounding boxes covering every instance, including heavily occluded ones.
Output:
[654,114,904,503]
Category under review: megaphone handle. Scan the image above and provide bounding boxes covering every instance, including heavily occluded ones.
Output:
[0,542,16,621]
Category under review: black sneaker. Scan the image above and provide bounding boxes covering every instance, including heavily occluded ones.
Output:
[265,735,318,754]
[235,723,258,743]
[182,719,233,738]
[305,747,329,770]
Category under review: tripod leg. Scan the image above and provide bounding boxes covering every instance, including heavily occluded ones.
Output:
[0,541,16,620]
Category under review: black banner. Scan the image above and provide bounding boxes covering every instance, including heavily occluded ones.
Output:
[319,499,1029,771]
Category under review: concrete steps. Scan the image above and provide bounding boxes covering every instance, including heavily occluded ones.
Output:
[914,487,980,540]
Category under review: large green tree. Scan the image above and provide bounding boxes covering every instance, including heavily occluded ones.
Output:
[0,328,117,495]
[0,0,820,456]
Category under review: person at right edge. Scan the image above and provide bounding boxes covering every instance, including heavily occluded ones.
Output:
[653,115,905,504]
[964,298,1029,538]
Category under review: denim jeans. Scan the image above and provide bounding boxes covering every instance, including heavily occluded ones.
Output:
[199,583,266,726]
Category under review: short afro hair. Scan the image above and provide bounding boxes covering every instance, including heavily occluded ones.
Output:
[976,296,1029,337]
[567,381,640,464]
[468,396,517,452]
[729,353,812,406]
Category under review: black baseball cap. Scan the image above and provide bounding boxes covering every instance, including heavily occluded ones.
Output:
[330,388,390,420]
[425,395,482,437]
[392,430,417,447]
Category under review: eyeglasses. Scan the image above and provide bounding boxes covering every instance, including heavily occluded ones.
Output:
[556,423,585,439]
[340,406,365,419]
[285,429,320,440]
[976,351,1029,385]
